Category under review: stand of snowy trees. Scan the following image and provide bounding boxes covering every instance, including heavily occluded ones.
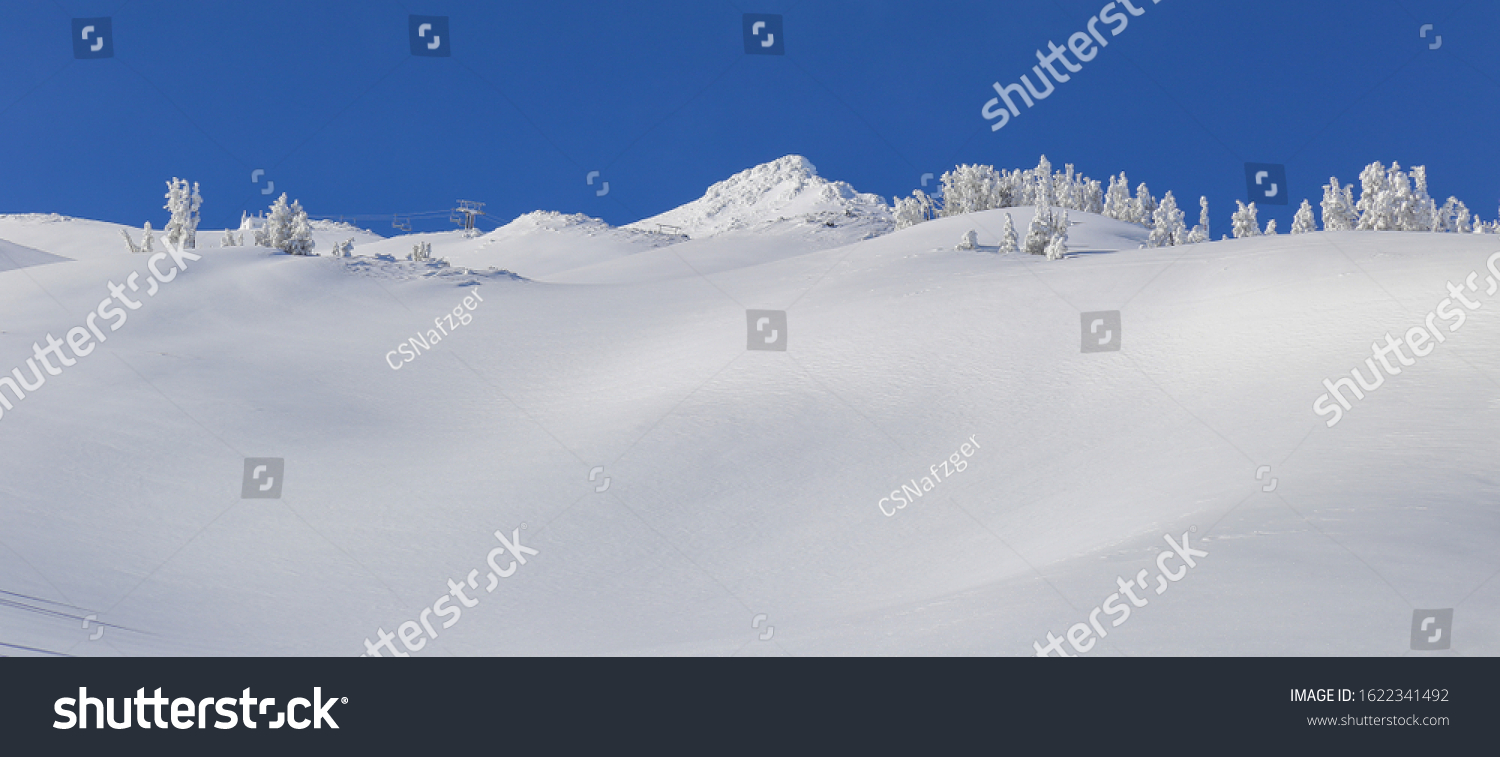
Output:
[896,157,1492,254]
[894,156,1213,255]
[894,156,1088,257]
[895,156,1104,231]
[122,177,201,252]
[1318,161,1487,234]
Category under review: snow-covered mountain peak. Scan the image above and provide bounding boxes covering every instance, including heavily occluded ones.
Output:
[626,155,893,240]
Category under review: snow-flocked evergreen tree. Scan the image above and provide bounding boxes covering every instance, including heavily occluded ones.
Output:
[1320,178,1358,231]
[140,221,155,253]
[1231,201,1260,238]
[1263,218,1277,235]
[1410,165,1437,231]
[1291,199,1316,234]
[254,193,315,255]
[1023,206,1052,256]
[331,238,355,257]
[220,228,239,247]
[1353,161,1391,230]
[1130,183,1156,227]
[285,200,314,256]
[956,229,978,250]
[1147,191,1186,247]
[998,213,1018,254]
[1044,209,1069,260]
[120,229,140,253]
[163,177,202,250]
[1103,173,1132,221]
[1183,196,1209,243]
[410,241,433,262]
[894,190,936,229]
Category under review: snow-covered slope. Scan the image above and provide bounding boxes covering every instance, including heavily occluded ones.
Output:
[2,193,1497,658]
[627,155,894,243]
[0,213,385,263]
[374,211,686,279]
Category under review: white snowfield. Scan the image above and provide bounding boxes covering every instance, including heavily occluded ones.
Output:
[0,163,1496,657]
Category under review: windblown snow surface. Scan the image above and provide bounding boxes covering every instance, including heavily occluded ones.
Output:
[1,164,1497,657]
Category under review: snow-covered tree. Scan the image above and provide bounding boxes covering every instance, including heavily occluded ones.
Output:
[410,241,433,262]
[1147,191,1186,247]
[163,177,202,250]
[1291,199,1316,234]
[220,228,239,247]
[956,229,978,250]
[1410,165,1437,231]
[255,193,315,255]
[140,221,155,253]
[1433,197,1472,233]
[1263,218,1277,235]
[254,199,285,248]
[1183,196,1209,243]
[1103,173,1132,221]
[1320,178,1358,231]
[1129,183,1157,227]
[285,199,315,256]
[1045,211,1069,260]
[1023,207,1052,256]
[120,228,140,253]
[1231,201,1260,238]
[1385,162,1416,230]
[1354,161,1391,230]
[1032,155,1055,210]
[331,238,355,257]
[998,213,1018,254]
[894,189,936,229]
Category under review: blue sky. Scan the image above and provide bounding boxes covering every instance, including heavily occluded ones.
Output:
[1,0,1496,234]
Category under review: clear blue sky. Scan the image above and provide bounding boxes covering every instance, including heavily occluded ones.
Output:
[1,0,1495,235]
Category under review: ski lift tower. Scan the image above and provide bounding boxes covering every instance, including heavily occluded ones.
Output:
[452,200,486,237]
